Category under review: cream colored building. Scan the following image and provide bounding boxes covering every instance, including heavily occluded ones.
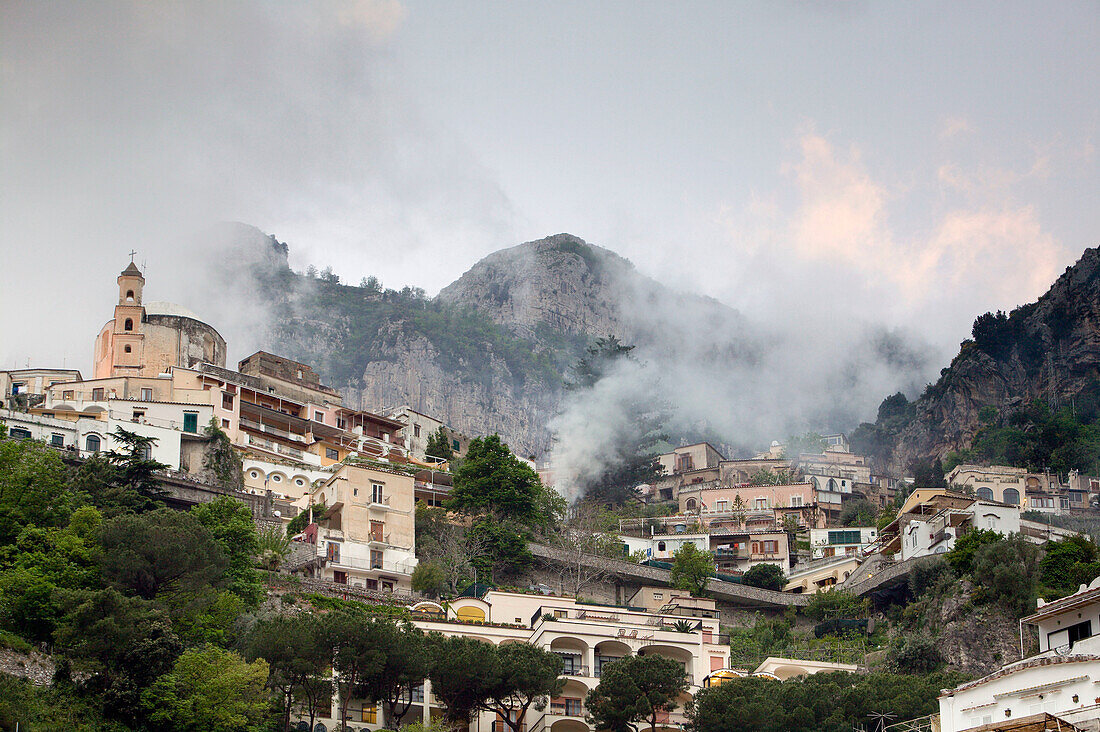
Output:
[1,368,82,410]
[304,588,732,732]
[293,463,417,591]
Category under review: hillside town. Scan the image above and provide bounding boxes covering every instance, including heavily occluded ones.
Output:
[4,261,1100,732]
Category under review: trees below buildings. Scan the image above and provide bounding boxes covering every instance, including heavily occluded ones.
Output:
[742,563,786,592]
[687,671,964,732]
[584,654,689,732]
[424,427,454,462]
[669,543,714,597]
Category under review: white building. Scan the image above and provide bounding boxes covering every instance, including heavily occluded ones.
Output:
[939,578,1100,731]
[305,588,732,732]
[809,527,878,559]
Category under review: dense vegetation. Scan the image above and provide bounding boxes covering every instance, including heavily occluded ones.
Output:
[0,437,267,730]
[256,262,584,394]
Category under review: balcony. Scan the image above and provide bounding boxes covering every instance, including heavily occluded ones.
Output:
[549,699,584,717]
[492,723,525,732]
[559,664,589,678]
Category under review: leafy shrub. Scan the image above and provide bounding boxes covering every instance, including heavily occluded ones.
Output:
[909,557,954,598]
[742,563,785,591]
[804,589,869,622]
[972,534,1041,616]
[886,633,943,674]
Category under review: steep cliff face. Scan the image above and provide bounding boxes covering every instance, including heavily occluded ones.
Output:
[886,246,1100,469]
[206,227,755,457]
[438,233,635,340]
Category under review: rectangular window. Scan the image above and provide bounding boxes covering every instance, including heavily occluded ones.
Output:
[91,388,104,401]
[11,383,23,394]
[370,550,383,569]
[62,390,74,400]
[754,498,768,510]
[132,410,145,422]
[370,521,384,542]
[790,495,804,507]
[325,447,338,460]
[553,609,568,618]
[413,424,421,437]
[140,388,153,401]
[653,592,663,599]
[183,412,198,433]
[365,579,378,590]
[314,411,324,422]
[326,542,341,563]
[372,482,384,504]
[336,418,346,429]
[716,500,727,512]
[222,393,234,409]
[828,530,862,545]
[50,433,64,447]
[221,419,230,428]
[360,706,377,724]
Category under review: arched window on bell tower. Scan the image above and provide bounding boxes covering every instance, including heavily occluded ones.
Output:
[118,261,145,306]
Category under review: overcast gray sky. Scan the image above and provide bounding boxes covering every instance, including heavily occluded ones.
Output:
[2,1,1098,378]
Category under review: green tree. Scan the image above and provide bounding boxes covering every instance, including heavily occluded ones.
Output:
[0,437,72,545]
[483,642,564,732]
[424,427,455,462]
[355,620,433,730]
[687,671,965,732]
[54,588,182,726]
[142,644,271,732]
[411,561,449,599]
[190,496,263,606]
[669,543,714,597]
[944,528,1003,575]
[804,589,869,622]
[327,610,387,732]
[202,419,243,490]
[742,563,785,591]
[98,508,227,600]
[1040,535,1100,597]
[427,635,498,727]
[447,435,542,525]
[104,426,170,500]
[585,654,688,732]
[973,534,1041,616]
[466,517,534,583]
[245,613,333,732]
[838,499,879,527]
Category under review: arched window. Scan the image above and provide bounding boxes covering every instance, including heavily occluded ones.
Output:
[85,434,101,453]
[686,498,697,511]
[124,318,133,331]
[125,290,134,302]
[1003,487,1020,506]
[124,345,132,353]
[977,487,994,501]
[657,541,667,552]
[827,478,839,492]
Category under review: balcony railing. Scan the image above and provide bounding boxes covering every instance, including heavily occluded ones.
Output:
[492,722,526,732]
[560,664,589,677]
[550,700,584,717]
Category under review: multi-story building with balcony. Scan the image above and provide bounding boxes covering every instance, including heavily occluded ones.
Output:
[878,489,1078,562]
[291,462,417,592]
[809,526,878,559]
[304,588,732,732]
[677,481,824,530]
[939,577,1100,731]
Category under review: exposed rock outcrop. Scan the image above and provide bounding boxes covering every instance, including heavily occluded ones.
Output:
[886,246,1100,470]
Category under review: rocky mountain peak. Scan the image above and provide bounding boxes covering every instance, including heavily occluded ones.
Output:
[437,233,636,340]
